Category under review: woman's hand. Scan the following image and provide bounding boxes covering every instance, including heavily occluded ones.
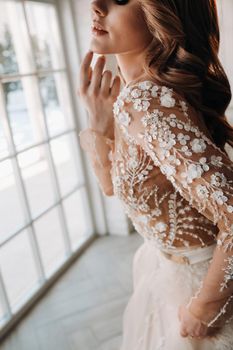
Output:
[77,50,121,139]
[178,305,221,340]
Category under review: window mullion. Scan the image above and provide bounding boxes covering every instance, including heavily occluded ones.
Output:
[55,0,97,233]
[0,84,46,286]
[0,269,12,324]
[22,0,72,258]
[36,92,72,257]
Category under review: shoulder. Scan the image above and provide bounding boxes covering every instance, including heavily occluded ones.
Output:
[113,79,190,129]
[112,80,219,155]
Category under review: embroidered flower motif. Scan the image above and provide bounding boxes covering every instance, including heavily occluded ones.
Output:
[161,86,173,95]
[133,99,151,112]
[211,190,228,205]
[128,145,138,157]
[160,93,176,108]
[113,176,122,187]
[220,256,233,291]
[211,172,227,187]
[159,86,176,108]
[131,88,142,99]
[177,133,190,145]
[227,205,233,213]
[113,102,119,115]
[138,81,153,90]
[190,138,207,153]
[158,131,176,150]
[180,100,188,114]
[128,158,139,169]
[199,157,210,171]
[167,155,181,165]
[138,215,150,224]
[196,184,209,199]
[118,111,131,126]
[138,173,147,181]
[141,109,163,127]
[155,222,167,232]
[142,91,150,98]
[113,98,124,115]
[160,164,176,177]
[210,155,222,167]
[151,85,159,97]
[119,86,132,101]
[151,208,162,217]
[182,164,203,183]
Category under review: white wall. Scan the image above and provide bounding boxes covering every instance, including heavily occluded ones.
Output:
[217,0,233,123]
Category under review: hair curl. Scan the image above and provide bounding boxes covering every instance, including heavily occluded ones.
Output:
[120,0,233,152]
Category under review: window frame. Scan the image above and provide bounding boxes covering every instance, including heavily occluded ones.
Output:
[0,0,101,337]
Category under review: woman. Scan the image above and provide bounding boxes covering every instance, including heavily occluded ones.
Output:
[78,0,233,349]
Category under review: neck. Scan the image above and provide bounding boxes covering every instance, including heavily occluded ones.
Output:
[116,52,145,86]
[115,40,153,86]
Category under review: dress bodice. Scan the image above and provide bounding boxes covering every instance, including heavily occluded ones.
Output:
[79,79,233,328]
[111,101,219,251]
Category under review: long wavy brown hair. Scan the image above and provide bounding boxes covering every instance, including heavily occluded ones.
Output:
[119,0,233,152]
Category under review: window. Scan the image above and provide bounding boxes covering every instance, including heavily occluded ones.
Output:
[0,0,93,330]
[217,0,233,118]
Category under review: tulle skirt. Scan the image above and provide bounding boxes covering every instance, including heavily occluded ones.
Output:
[120,238,233,350]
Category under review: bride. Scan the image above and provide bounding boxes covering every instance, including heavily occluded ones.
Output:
[77,0,233,349]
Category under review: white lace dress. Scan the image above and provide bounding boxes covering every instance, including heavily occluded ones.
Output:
[79,79,233,349]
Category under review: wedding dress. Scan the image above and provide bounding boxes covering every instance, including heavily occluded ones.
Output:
[79,79,233,349]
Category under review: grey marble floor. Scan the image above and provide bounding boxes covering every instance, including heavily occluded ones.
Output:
[0,233,143,350]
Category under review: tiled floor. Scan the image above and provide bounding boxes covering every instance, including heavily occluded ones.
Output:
[0,233,143,350]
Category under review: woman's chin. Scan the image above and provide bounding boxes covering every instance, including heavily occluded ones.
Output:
[89,41,112,55]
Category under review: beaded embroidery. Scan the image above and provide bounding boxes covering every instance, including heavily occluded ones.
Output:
[112,79,233,328]
[111,120,216,251]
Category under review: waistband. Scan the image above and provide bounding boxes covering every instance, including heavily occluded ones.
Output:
[160,243,216,265]
[143,238,216,265]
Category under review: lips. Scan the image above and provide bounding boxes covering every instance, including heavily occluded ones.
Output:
[91,22,108,33]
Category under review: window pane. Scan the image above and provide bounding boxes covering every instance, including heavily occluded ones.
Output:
[0,119,9,160]
[3,78,46,152]
[0,159,25,240]
[0,1,19,75]
[0,1,34,75]
[25,1,65,70]
[0,229,39,312]
[0,298,6,329]
[63,188,93,250]
[50,132,83,196]
[39,73,74,137]
[34,207,66,277]
[18,145,55,218]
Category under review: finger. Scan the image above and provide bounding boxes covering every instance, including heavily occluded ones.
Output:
[180,331,188,338]
[87,67,92,92]
[88,66,92,81]
[90,55,106,93]
[178,307,181,322]
[78,66,93,97]
[79,51,93,93]
[110,75,121,98]
[180,328,188,337]
[100,70,112,96]
[193,325,207,339]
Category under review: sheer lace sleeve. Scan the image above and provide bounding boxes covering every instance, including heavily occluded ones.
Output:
[114,80,233,328]
[78,128,115,196]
